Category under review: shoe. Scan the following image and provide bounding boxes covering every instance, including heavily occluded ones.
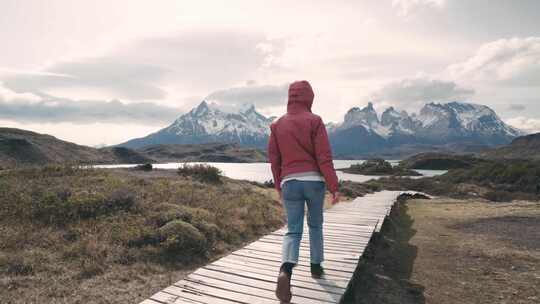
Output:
[311,264,325,279]
[276,271,292,303]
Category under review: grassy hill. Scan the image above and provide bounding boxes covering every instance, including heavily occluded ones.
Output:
[0,128,267,168]
[0,128,118,167]
[480,132,540,160]
[136,142,267,163]
[401,152,485,170]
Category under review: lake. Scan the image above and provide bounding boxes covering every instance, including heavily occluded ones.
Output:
[96,160,447,184]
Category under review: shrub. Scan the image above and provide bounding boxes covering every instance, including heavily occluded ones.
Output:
[152,203,212,225]
[124,226,160,248]
[441,160,540,195]
[134,163,153,171]
[344,159,421,176]
[0,254,34,276]
[177,164,222,183]
[484,190,514,202]
[158,220,207,254]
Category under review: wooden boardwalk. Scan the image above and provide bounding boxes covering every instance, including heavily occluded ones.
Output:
[141,191,402,304]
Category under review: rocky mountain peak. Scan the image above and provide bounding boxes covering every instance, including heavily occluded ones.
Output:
[344,102,380,128]
[192,100,210,116]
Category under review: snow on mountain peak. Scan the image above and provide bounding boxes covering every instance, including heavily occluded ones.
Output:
[335,101,522,141]
[169,100,272,142]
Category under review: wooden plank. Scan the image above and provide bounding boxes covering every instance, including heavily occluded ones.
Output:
[230,251,357,276]
[140,300,163,304]
[257,235,368,248]
[261,234,369,247]
[216,254,354,282]
[265,232,371,244]
[253,240,366,258]
[236,247,361,267]
[207,259,350,289]
[165,282,279,304]
[242,243,362,261]
[189,271,340,302]
[225,250,358,275]
[151,290,229,304]
[204,259,347,294]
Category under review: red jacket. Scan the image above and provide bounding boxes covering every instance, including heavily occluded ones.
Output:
[267,80,339,194]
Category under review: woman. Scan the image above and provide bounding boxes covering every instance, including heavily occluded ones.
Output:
[268,80,340,303]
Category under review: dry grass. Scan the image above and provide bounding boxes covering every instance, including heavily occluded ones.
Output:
[406,198,540,303]
[0,166,284,303]
[345,196,540,304]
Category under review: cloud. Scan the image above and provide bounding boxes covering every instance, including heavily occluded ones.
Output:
[3,62,169,101]
[392,0,446,17]
[448,37,540,86]
[0,83,181,124]
[0,82,42,103]
[505,116,540,134]
[370,77,475,109]
[507,104,527,112]
[205,83,288,110]
[1,29,277,102]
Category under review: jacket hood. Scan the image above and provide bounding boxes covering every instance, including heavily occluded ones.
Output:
[287,80,314,113]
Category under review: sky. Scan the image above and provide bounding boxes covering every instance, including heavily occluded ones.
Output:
[1,0,539,146]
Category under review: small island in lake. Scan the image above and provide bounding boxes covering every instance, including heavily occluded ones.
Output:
[339,159,422,176]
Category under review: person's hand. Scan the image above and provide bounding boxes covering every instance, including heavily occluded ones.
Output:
[331,192,341,205]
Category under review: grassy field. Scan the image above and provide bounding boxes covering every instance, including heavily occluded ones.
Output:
[345,196,540,304]
[367,159,540,203]
[0,165,284,303]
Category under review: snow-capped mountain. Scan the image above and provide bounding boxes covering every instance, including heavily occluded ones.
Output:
[119,101,273,148]
[119,100,523,157]
[331,102,521,141]
[415,102,522,142]
[328,101,523,156]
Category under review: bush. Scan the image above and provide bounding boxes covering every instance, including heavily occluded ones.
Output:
[151,203,218,248]
[484,190,514,202]
[134,163,153,171]
[153,203,212,225]
[344,159,421,176]
[158,220,207,254]
[0,254,34,276]
[177,164,222,183]
[441,160,540,195]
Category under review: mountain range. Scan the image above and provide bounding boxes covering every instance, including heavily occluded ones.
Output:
[119,100,523,158]
[121,101,273,148]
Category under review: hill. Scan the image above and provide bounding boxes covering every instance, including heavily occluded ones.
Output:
[401,152,485,170]
[136,143,267,163]
[0,128,266,168]
[480,132,540,160]
[0,128,118,167]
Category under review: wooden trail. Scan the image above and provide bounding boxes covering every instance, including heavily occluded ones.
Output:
[141,191,402,304]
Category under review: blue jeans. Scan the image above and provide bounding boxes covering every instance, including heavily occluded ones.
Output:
[281,180,325,264]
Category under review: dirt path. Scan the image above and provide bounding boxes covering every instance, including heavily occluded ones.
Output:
[344,197,540,304]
